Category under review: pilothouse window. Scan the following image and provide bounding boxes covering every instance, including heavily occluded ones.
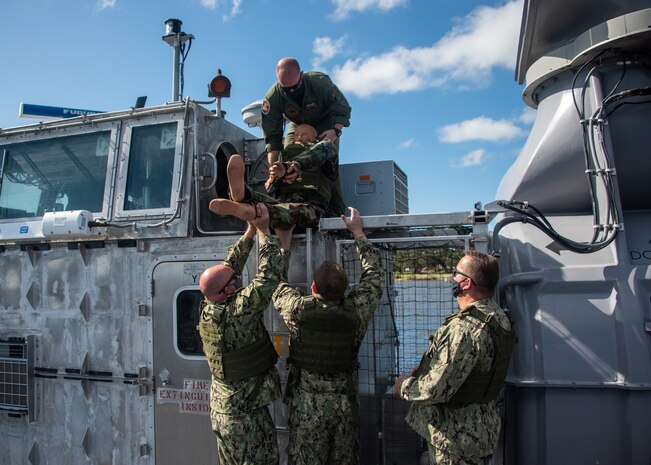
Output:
[124,123,177,211]
[0,132,110,220]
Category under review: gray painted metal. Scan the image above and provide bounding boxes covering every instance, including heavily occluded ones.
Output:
[498,1,651,463]
[320,212,475,230]
[516,0,651,84]
[499,33,651,214]
[339,160,409,215]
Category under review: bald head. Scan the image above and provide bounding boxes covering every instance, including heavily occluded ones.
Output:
[276,57,302,88]
[199,265,234,303]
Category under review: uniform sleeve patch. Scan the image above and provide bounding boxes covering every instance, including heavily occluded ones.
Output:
[261,100,270,115]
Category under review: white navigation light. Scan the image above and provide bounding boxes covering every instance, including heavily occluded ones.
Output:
[241,100,263,127]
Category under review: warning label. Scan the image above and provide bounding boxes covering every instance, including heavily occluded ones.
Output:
[157,378,211,415]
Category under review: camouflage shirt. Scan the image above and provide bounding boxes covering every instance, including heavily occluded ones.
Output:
[400,298,513,460]
[272,236,385,398]
[199,234,284,417]
[276,140,337,209]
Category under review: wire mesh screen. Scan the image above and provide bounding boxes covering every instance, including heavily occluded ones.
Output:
[339,238,467,465]
[0,340,30,415]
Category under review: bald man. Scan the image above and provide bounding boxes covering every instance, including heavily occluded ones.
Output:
[198,213,290,465]
[261,57,351,217]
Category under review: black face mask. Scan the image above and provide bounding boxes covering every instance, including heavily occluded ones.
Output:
[286,82,305,104]
[451,280,462,298]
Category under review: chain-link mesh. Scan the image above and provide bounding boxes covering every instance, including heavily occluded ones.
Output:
[339,239,467,465]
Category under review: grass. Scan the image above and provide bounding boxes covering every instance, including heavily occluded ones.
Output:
[394,272,450,281]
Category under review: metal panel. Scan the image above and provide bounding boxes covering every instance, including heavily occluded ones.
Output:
[0,242,154,465]
[498,215,651,465]
[516,0,651,83]
[150,258,227,465]
[340,160,409,215]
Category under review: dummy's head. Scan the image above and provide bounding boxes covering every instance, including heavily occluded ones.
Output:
[199,265,238,303]
[294,124,317,144]
[312,261,348,301]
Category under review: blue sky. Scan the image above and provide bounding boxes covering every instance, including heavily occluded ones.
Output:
[0,0,534,214]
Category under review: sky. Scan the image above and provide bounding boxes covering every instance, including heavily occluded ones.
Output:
[0,0,535,215]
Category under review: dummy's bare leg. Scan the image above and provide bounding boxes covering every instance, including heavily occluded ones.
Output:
[227,154,246,202]
[209,198,268,222]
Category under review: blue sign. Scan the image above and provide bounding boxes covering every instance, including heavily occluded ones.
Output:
[19,226,29,234]
[19,103,104,120]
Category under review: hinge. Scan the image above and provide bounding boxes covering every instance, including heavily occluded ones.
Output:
[139,443,151,457]
[138,304,148,317]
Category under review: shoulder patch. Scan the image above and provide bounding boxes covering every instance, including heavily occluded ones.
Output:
[261,100,270,115]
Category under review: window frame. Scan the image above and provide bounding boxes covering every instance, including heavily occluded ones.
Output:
[0,122,119,240]
[114,116,184,221]
[173,286,206,361]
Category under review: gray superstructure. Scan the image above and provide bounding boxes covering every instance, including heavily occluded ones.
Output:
[495,1,651,464]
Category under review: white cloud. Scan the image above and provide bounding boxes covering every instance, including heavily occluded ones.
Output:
[331,0,523,98]
[331,0,408,20]
[451,149,486,168]
[223,0,242,21]
[312,36,347,70]
[97,0,116,10]
[200,0,242,20]
[398,138,418,149]
[438,117,524,143]
[519,106,537,125]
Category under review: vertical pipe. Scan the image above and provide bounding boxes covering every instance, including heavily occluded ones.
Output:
[306,228,313,293]
[172,37,181,102]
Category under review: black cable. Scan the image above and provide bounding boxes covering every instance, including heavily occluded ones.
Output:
[495,201,618,254]
[179,37,193,99]
[493,54,651,256]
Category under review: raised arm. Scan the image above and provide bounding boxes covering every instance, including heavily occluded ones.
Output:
[222,222,256,275]
[231,210,284,315]
[344,207,385,324]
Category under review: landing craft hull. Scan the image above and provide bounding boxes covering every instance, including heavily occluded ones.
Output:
[3,2,651,464]
[0,101,457,465]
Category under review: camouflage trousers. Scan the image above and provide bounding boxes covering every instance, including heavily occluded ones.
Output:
[212,406,279,465]
[427,443,492,465]
[287,392,359,465]
[249,189,324,230]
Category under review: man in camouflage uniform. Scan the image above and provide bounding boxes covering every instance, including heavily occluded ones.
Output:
[209,124,338,230]
[272,207,385,465]
[394,250,516,465]
[198,212,286,465]
[261,57,351,217]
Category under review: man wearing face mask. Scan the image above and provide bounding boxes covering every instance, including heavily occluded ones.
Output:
[198,213,289,465]
[261,57,351,217]
[393,250,516,465]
